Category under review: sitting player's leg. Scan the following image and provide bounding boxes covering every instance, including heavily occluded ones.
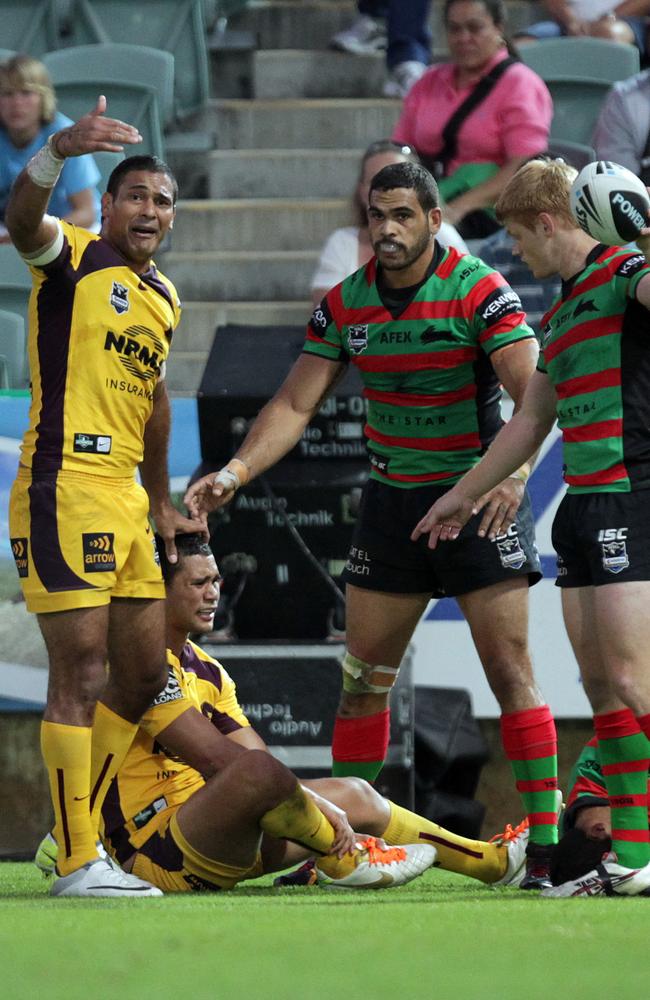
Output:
[333,585,430,781]
[302,776,527,886]
[130,750,434,891]
[458,579,559,889]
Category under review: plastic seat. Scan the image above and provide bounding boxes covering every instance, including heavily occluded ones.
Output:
[53,78,165,160]
[43,44,175,128]
[520,37,640,83]
[546,137,596,171]
[0,1,59,56]
[544,78,613,146]
[0,49,16,64]
[0,308,26,389]
[66,0,209,117]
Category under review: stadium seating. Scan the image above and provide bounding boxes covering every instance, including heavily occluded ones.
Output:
[520,38,640,147]
[64,0,209,118]
[0,1,59,56]
[92,150,125,196]
[547,138,596,171]
[53,79,165,160]
[519,37,640,83]
[43,44,175,128]
[0,243,31,321]
[0,49,16,64]
[544,78,616,146]
[0,308,26,390]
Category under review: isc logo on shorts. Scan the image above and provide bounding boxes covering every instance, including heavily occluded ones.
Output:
[82,533,116,572]
[10,537,29,577]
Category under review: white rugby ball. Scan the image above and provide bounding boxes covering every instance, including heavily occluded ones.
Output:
[570,161,650,246]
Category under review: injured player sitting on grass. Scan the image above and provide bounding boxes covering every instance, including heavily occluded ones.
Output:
[35,533,529,894]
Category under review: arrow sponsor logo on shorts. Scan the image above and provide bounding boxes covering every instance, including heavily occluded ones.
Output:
[10,537,29,577]
[82,533,116,572]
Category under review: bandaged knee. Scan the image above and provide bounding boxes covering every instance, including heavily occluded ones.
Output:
[341,651,400,694]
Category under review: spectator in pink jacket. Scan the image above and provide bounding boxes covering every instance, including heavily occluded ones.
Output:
[392,0,552,238]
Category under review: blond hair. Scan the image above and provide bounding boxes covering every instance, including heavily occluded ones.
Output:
[0,54,56,124]
[495,157,579,229]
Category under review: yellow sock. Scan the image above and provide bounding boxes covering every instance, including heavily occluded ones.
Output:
[381,801,506,884]
[89,702,139,833]
[41,721,98,876]
[260,783,337,855]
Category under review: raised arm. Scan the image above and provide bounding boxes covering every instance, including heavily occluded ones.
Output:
[184,352,346,517]
[5,95,141,254]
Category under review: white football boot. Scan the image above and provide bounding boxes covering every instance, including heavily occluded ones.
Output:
[316,836,435,889]
[50,858,163,897]
[490,818,530,887]
[543,855,650,898]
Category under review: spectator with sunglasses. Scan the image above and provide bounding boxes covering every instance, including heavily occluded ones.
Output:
[310,139,468,305]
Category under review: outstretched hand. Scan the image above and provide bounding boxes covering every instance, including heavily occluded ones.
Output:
[184,470,239,519]
[51,95,142,158]
[410,487,477,549]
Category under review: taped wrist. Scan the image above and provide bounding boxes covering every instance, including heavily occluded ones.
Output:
[26,135,64,189]
[509,462,530,484]
[341,651,400,695]
[212,458,251,493]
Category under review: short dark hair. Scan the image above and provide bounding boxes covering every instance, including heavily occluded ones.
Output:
[155,533,214,583]
[106,155,178,203]
[549,828,612,886]
[369,162,439,212]
[444,0,506,30]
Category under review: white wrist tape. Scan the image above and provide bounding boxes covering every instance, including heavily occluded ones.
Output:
[213,467,241,491]
[26,136,64,189]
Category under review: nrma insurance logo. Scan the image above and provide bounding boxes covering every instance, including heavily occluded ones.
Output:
[426,432,563,621]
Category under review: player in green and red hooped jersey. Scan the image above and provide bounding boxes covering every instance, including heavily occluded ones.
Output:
[416,157,650,895]
[186,161,559,889]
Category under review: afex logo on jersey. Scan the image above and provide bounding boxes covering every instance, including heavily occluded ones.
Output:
[104,325,166,382]
[82,533,116,572]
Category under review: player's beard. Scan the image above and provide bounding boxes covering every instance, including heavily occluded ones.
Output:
[373,226,433,271]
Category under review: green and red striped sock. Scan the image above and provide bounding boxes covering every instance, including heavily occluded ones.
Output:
[501,705,559,847]
[331,708,390,781]
[595,708,650,869]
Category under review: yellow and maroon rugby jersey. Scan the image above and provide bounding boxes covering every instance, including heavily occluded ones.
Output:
[20,221,181,476]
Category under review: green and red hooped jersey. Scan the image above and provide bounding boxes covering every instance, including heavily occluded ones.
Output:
[562,735,650,833]
[538,245,650,494]
[304,247,536,489]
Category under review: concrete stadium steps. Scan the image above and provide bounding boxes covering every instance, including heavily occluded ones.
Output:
[196,98,401,149]
[223,1,546,51]
[177,300,311,351]
[253,49,385,99]
[172,198,349,251]
[208,148,363,198]
[163,249,318,300]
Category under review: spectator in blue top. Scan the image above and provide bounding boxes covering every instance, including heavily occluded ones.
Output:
[0,54,100,243]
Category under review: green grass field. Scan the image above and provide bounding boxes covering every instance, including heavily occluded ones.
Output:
[2,862,650,1000]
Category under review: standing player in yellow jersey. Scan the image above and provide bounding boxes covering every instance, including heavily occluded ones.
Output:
[7,96,200,897]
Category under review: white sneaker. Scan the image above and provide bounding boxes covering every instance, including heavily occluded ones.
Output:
[34,831,111,878]
[330,15,387,55]
[382,60,428,98]
[50,858,163,897]
[542,857,650,898]
[490,819,530,887]
[316,836,436,889]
